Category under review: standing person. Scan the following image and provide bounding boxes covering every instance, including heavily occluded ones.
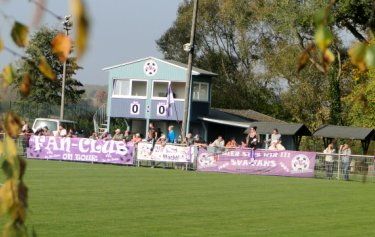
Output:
[246,126,260,159]
[323,143,335,179]
[167,125,175,143]
[340,144,351,181]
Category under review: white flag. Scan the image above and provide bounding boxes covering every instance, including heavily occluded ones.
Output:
[166,82,175,117]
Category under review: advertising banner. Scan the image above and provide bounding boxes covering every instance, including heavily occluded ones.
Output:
[27,135,134,165]
[197,148,316,177]
[137,142,193,163]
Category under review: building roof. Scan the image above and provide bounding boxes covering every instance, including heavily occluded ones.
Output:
[217,108,285,123]
[243,122,312,136]
[165,59,218,76]
[102,56,218,76]
[198,109,307,136]
[198,109,252,128]
[313,124,375,140]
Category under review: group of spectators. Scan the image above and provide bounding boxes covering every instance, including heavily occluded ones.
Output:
[86,124,287,152]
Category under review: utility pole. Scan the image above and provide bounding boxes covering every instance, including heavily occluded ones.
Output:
[60,15,72,120]
[181,0,199,138]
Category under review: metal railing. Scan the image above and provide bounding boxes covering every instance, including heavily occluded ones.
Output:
[93,103,107,135]
[314,152,375,182]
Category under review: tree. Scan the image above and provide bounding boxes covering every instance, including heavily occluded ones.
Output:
[156,0,283,116]
[13,26,85,105]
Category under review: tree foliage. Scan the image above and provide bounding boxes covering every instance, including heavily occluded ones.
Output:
[0,1,90,236]
[13,26,85,105]
[157,0,375,129]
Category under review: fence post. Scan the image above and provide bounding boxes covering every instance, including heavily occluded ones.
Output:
[337,154,341,180]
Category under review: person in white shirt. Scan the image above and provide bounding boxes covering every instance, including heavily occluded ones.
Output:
[323,143,335,179]
[339,144,351,181]
[56,125,67,137]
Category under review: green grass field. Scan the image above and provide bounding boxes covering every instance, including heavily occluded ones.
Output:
[2,159,375,237]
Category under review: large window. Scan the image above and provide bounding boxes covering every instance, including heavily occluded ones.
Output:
[131,81,147,96]
[152,81,168,98]
[193,82,209,102]
[152,81,186,99]
[113,79,147,97]
[170,82,185,99]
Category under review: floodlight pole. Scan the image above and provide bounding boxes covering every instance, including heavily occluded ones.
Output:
[181,0,199,138]
[60,16,72,120]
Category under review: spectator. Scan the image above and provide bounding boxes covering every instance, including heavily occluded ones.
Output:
[131,133,142,147]
[56,125,67,137]
[323,143,335,179]
[267,128,281,146]
[147,128,157,152]
[225,137,239,148]
[112,128,123,141]
[156,134,167,146]
[167,125,175,143]
[210,135,225,148]
[89,132,98,140]
[43,126,53,136]
[246,126,260,159]
[193,134,206,147]
[340,143,351,181]
[268,142,286,151]
[123,129,131,142]
[186,133,194,146]
[21,120,28,134]
[246,126,260,149]
[67,128,76,138]
[100,130,111,141]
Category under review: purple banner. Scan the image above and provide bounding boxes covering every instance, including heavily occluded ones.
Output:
[27,135,134,165]
[197,148,316,177]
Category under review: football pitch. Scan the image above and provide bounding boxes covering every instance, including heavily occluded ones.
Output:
[3,159,375,237]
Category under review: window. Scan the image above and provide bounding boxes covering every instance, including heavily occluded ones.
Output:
[113,79,147,97]
[170,82,185,99]
[131,81,147,96]
[193,82,209,101]
[113,79,130,96]
[153,81,169,98]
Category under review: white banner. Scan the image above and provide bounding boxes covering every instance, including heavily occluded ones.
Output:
[137,142,193,163]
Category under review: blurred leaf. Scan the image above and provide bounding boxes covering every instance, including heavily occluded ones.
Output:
[0,141,3,156]
[2,159,13,179]
[314,25,333,51]
[32,0,45,26]
[298,49,310,73]
[2,64,16,88]
[314,9,326,26]
[38,56,56,80]
[348,42,367,71]
[0,35,4,52]
[323,49,335,71]
[365,43,375,69]
[4,112,22,139]
[10,21,29,47]
[0,180,16,215]
[52,33,72,62]
[70,0,90,59]
[20,74,31,97]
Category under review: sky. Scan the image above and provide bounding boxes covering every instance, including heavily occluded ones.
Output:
[0,0,183,85]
